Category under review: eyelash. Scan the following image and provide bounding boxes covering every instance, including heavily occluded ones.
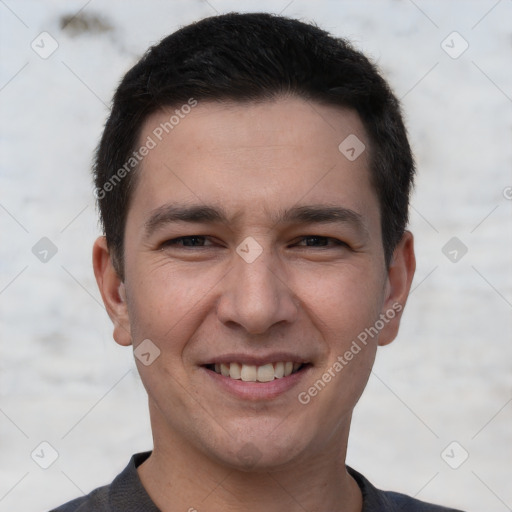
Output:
[161,235,348,249]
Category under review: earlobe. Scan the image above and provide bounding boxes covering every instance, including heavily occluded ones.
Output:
[378,231,416,347]
[92,236,132,346]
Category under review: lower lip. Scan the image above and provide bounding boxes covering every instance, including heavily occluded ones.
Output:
[202,366,312,401]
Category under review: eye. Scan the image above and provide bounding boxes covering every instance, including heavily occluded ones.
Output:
[295,236,348,248]
[159,235,348,250]
[160,236,214,248]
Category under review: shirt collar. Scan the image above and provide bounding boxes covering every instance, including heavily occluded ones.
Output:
[110,451,160,512]
[110,451,396,512]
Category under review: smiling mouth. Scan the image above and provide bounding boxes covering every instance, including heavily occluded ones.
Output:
[204,362,310,383]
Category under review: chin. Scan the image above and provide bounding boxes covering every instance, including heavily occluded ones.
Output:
[208,427,312,473]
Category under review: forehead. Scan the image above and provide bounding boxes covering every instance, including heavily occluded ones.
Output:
[128,96,378,230]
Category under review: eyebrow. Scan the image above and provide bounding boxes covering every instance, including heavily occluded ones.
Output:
[144,203,369,238]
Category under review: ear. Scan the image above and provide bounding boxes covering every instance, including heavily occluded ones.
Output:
[378,230,416,347]
[92,236,132,346]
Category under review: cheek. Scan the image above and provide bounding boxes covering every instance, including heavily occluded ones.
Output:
[124,264,211,408]
[126,260,217,339]
[296,262,385,343]
[294,267,382,425]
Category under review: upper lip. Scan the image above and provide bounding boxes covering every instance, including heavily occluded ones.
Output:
[201,352,311,366]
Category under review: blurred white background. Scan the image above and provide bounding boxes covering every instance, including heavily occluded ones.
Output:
[0,1,511,511]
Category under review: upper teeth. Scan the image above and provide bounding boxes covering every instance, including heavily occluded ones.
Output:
[213,362,302,382]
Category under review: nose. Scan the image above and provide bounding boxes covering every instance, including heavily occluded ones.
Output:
[216,246,299,335]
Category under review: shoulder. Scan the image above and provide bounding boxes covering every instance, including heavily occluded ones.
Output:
[48,451,154,512]
[48,484,110,511]
[347,466,465,512]
[382,490,465,511]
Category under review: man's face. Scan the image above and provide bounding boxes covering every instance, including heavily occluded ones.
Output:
[103,97,411,470]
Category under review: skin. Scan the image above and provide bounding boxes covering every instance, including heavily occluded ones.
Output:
[93,95,415,512]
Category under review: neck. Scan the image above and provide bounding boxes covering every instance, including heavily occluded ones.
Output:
[138,403,362,512]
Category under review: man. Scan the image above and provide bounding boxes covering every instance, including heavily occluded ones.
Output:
[51,12,465,512]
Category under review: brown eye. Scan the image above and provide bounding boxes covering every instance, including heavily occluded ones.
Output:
[161,236,212,248]
[296,236,348,248]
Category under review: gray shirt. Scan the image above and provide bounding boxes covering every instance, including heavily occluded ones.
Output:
[49,451,465,512]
